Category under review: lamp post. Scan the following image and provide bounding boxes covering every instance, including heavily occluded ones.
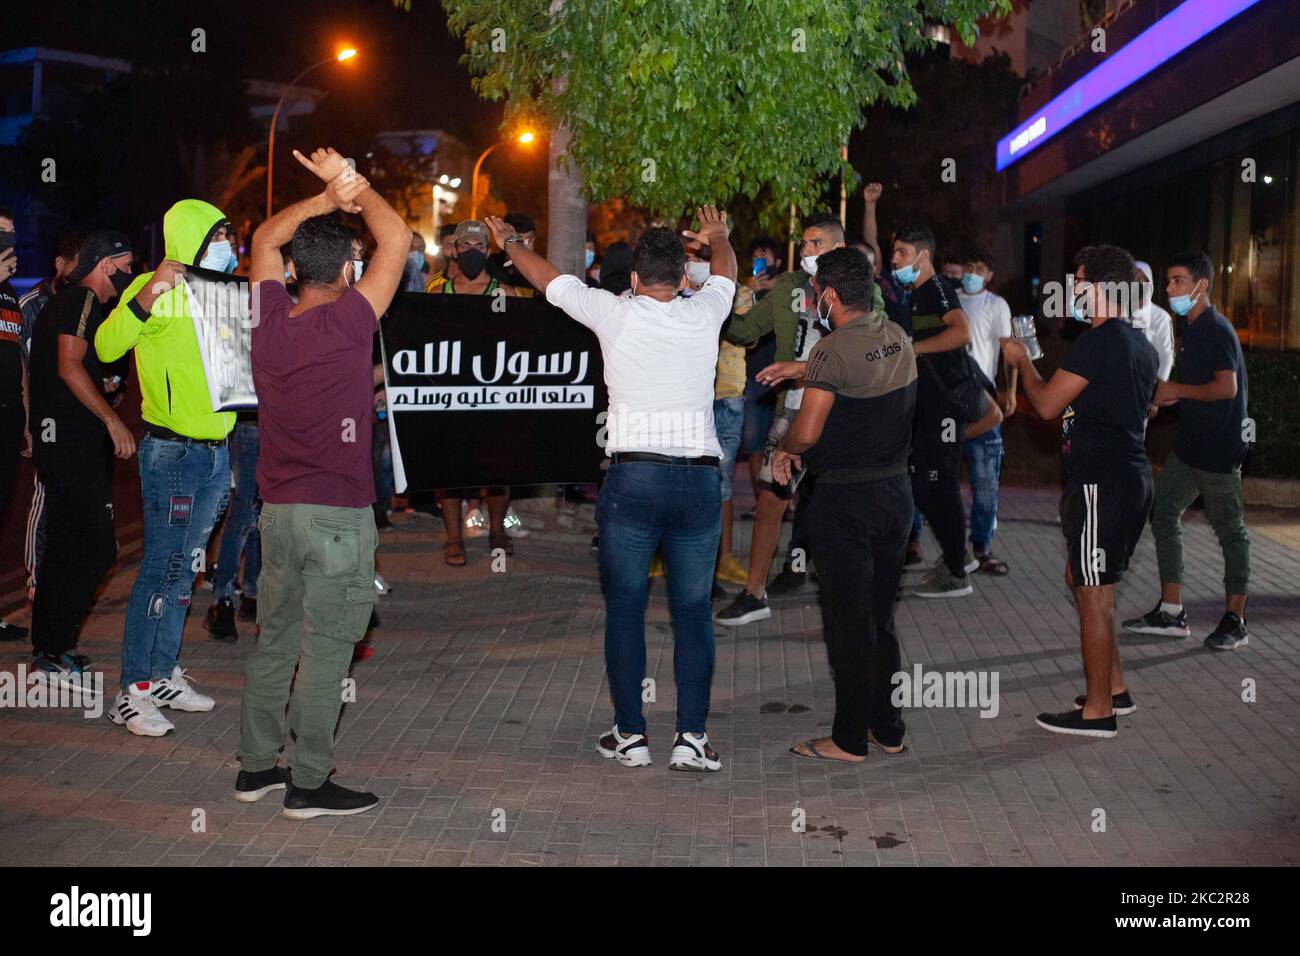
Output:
[266,47,357,219]
[470,130,535,220]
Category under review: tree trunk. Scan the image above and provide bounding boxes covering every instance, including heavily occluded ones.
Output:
[546,98,586,276]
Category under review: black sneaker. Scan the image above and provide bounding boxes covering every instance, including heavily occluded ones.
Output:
[711,581,726,601]
[715,590,770,626]
[1204,612,1249,651]
[205,598,238,643]
[234,765,292,803]
[1073,690,1137,716]
[1121,603,1190,638]
[0,620,29,641]
[767,566,808,596]
[282,779,380,820]
[597,726,652,767]
[1036,709,1118,738]
[237,596,257,622]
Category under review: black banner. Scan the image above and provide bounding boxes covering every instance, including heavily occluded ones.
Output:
[380,291,607,491]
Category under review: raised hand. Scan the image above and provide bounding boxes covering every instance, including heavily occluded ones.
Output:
[681,205,729,247]
[293,147,354,183]
[151,259,187,294]
[863,182,883,204]
[483,215,518,250]
[327,172,370,213]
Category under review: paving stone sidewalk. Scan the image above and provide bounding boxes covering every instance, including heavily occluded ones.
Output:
[1,486,1297,867]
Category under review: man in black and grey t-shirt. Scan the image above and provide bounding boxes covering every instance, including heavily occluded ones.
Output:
[1003,244,1158,738]
[770,247,918,763]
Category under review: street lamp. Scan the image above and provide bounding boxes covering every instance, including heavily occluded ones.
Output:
[266,46,359,219]
[470,130,536,220]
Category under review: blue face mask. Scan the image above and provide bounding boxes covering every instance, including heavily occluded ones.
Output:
[961,273,985,294]
[1169,289,1200,316]
[1071,284,1092,324]
[584,249,595,270]
[892,263,918,286]
[201,239,231,271]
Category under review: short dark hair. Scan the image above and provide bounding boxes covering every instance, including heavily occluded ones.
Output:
[749,236,780,256]
[504,212,536,234]
[814,247,875,310]
[1169,250,1214,290]
[0,206,13,223]
[801,213,845,244]
[438,223,457,240]
[632,226,686,287]
[56,230,86,261]
[291,214,353,287]
[967,248,994,270]
[1074,244,1136,286]
[895,225,936,256]
[941,253,965,268]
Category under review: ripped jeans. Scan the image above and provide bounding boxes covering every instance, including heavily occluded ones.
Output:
[119,433,231,689]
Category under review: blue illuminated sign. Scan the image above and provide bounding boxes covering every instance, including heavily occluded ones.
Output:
[996,0,1262,171]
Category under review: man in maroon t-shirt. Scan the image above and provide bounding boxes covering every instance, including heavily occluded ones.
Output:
[237,147,410,819]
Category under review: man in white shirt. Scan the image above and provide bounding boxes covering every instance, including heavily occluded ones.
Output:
[958,251,1017,575]
[484,207,738,773]
[1133,260,1175,381]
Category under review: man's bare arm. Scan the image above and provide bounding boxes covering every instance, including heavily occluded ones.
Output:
[483,218,562,293]
[351,187,412,319]
[913,308,972,355]
[250,192,336,285]
[862,182,883,266]
[780,388,834,454]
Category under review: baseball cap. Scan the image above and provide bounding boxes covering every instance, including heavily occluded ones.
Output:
[67,230,133,282]
[453,220,489,246]
[504,212,536,235]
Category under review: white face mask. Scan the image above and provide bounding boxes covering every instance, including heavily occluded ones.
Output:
[686,261,711,286]
[201,239,231,271]
[352,258,364,281]
[801,254,819,277]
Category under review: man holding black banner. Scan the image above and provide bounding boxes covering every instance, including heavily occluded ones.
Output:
[484,206,737,772]
[237,147,409,818]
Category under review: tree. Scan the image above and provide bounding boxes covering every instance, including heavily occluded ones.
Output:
[438,0,1010,262]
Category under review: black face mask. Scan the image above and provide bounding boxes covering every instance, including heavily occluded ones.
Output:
[457,248,488,280]
[108,268,134,297]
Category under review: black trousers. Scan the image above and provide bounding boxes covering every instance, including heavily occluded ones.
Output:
[31,438,117,656]
[0,403,24,525]
[909,423,967,578]
[784,472,817,572]
[807,473,912,755]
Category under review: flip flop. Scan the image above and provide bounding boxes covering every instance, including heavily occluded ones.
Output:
[976,554,1009,575]
[789,739,866,764]
[443,540,467,567]
[867,731,910,755]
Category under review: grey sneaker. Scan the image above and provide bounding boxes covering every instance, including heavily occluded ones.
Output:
[1122,603,1190,638]
[1204,612,1249,651]
[912,563,973,599]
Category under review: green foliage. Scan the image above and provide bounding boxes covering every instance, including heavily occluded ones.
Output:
[1243,351,1300,480]
[439,0,1010,220]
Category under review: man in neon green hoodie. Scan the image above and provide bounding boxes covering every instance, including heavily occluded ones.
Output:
[96,198,236,736]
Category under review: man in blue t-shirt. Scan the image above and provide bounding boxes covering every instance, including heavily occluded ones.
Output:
[1002,245,1158,739]
[1123,251,1251,652]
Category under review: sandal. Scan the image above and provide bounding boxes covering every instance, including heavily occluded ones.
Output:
[489,532,514,556]
[443,539,467,566]
[789,739,866,764]
[867,730,910,755]
[976,553,1009,575]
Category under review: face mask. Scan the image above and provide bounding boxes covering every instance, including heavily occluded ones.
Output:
[813,288,830,328]
[800,254,819,277]
[108,267,134,297]
[1169,286,1200,316]
[407,250,424,271]
[200,240,231,271]
[961,273,985,294]
[584,249,595,270]
[1071,284,1092,324]
[686,261,711,286]
[892,249,925,286]
[352,258,364,281]
[457,248,487,280]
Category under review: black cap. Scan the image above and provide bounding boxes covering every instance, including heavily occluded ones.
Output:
[67,230,132,282]
[504,212,536,234]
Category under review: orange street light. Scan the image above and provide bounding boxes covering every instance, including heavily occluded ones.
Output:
[266,46,360,218]
[470,130,538,220]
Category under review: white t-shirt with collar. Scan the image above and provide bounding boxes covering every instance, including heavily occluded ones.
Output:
[958,287,1012,382]
[546,273,736,457]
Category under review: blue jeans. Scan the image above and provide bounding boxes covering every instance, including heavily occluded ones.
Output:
[963,426,1004,553]
[596,459,721,735]
[120,434,231,688]
[213,423,261,600]
[712,397,745,502]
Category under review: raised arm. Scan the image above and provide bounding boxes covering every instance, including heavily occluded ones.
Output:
[1002,338,1087,421]
[483,216,562,293]
[682,205,736,282]
[861,182,883,266]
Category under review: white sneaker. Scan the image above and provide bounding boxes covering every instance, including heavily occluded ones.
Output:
[108,684,175,737]
[669,732,722,772]
[596,726,652,767]
[149,666,215,712]
[504,507,530,538]
[464,506,488,538]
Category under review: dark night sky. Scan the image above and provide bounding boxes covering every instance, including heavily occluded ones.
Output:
[9,0,496,148]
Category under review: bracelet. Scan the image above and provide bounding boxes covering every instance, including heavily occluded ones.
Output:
[505,234,524,245]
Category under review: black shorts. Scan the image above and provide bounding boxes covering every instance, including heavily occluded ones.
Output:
[1060,476,1153,587]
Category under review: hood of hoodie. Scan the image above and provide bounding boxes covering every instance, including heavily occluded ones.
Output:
[163,199,228,267]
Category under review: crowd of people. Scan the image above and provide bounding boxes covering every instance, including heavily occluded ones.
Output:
[0,153,1254,813]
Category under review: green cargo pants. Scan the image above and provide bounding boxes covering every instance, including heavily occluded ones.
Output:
[1151,452,1251,596]
[239,502,377,789]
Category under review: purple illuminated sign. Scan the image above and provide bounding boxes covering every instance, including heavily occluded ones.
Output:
[996,0,1261,171]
